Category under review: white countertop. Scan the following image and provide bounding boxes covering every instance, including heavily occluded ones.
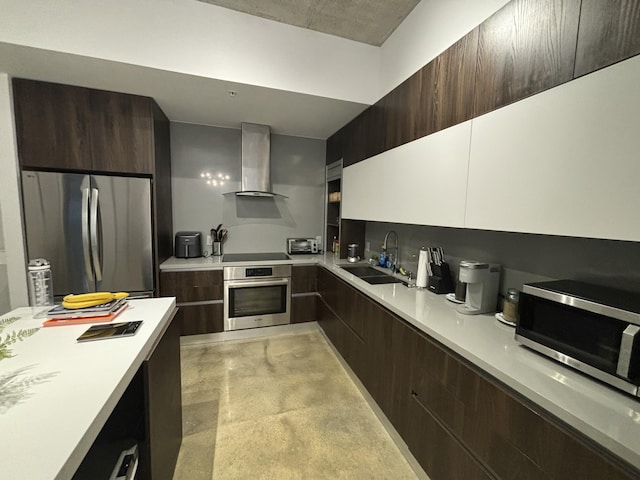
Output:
[160,253,640,469]
[0,297,177,480]
[159,253,322,270]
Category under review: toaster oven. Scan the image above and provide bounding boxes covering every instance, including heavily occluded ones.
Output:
[287,238,318,255]
[515,280,640,397]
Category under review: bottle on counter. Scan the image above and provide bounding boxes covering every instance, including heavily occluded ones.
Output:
[28,258,54,306]
[379,247,387,267]
[502,288,520,323]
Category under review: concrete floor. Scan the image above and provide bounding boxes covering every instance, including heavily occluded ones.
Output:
[173,329,422,479]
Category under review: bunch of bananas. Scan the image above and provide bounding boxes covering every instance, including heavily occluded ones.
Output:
[62,291,129,309]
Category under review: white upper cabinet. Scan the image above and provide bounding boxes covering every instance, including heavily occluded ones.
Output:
[466,55,640,241]
[342,121,471,228]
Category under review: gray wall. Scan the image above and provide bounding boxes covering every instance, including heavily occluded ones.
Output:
[366,222,640,298]
[171,123,326,254]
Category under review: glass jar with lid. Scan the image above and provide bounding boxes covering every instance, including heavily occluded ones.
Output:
[502,288,520,322]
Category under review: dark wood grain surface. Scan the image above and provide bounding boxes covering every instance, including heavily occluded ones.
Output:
[434,28,479,132]
[473,0,581,117]
[139,310,182,480]
[574,0,640,77]
[291,295,317,323]
[175,303,224,335]
[291,265,318,294]
[318,266,640,480]
[159,270,223,302]
[88,89,154,174]
[13,79,93,170]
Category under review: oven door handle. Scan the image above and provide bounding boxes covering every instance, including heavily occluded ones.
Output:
[226,278,290,288]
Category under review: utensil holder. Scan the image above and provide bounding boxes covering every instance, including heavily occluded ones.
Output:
[213,241,222,256]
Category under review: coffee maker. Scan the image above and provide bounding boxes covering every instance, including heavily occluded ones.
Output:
[457,260,501,315]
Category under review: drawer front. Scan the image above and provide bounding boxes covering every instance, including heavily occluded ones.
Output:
[160,270,223,303]
[291,265,318,294]
[177,303,223,336]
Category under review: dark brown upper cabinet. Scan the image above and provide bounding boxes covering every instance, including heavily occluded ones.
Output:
[574,0,640,78]
[342,98,386,167]
[13,78,155,174]
[384,68,432,151]
[473,0,581,117]
[326,126,345,165]
[433,27,479,132]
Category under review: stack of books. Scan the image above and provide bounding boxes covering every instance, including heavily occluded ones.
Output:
[43,298,128,327]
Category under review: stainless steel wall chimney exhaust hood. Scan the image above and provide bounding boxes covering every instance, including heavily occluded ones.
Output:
[231,122,285,197]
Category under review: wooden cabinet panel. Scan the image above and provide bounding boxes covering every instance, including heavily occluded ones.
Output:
[433,28,479,133]
[384,71,428,151]
[407,395,492,480]
[13,79,93,170]
[88,89,154,174]
[410,328,638,480]
[12,79,156,174]
[291,265,318,294]
[326,127,345,165]
[291,295,317,324]
[473,0,581,117]
[176,303,223,336]
[160,270,223,303]
[344,99,386,166]
[152,102,174,269]
[574,0,640,77]
[139,311,182,480]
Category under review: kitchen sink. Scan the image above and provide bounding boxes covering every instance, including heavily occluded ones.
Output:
[340,265,408,286]
[340,265,384,277]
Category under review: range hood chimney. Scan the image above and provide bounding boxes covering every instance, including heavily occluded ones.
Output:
[236,123,277,197]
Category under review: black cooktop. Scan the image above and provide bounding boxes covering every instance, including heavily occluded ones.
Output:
[222,252,291,263]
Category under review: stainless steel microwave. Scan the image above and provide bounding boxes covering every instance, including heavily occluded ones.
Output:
[515,280,640,397]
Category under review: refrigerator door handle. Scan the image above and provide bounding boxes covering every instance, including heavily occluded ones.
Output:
[90,186,103,282]
[81,184,94,282]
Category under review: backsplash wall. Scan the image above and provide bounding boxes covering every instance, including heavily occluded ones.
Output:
[171,123,326,254]
[366,221,640,297]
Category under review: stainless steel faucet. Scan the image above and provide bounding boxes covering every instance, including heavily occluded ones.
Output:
[383,230,399,273]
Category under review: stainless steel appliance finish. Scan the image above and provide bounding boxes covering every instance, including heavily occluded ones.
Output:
[21,171,154,298]
[516,280,640,397]
[347,244,360,263]
[287,238,318,255]
[224,264,292,331]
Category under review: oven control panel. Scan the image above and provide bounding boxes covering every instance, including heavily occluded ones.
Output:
[246,267,273,277]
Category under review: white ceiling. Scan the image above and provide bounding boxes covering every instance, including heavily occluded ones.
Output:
[0,42,367,139]
[0,1,420,139]
[196,0,421,46]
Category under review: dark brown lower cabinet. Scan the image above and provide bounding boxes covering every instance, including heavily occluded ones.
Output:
[291,294,317,323]
[176,303,224,335]
[160,270,224,335]
[408,394,492,480]
[139,313,182,480]
[291,265,319,324]
[317,267,639,480]
[74,309,182,480]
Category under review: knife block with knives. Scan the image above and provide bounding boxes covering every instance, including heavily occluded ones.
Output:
[428,262,455,294]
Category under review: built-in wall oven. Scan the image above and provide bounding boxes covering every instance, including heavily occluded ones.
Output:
[223,264,291,331]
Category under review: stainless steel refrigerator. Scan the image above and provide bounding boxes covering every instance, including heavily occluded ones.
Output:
[21,171,154,298]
